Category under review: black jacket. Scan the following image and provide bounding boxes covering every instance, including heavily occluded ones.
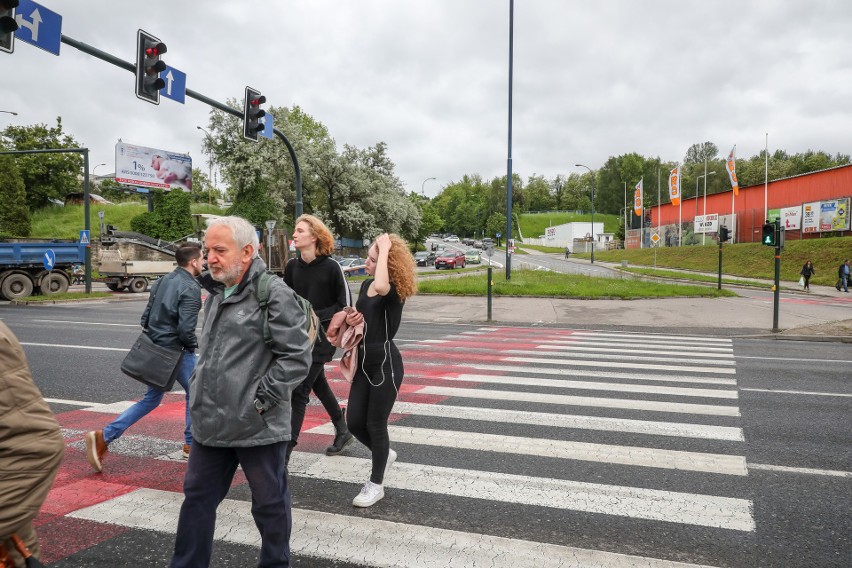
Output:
[284,255,351,362]
[141,267,202,351]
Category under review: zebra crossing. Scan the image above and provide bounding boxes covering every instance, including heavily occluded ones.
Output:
[52,326,750,567]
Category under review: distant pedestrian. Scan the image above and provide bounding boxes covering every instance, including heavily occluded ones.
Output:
[1,321,64,568]
[284,214,353,463]
[170,216,311,568]
[85,243,203,472]
[343,233,417,508]
[837,259,850,292]
[564,246,571,258]
[800,260,815,291]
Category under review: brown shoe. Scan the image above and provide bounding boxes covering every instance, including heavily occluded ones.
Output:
[85,430,108,472]
[182,444,191,459]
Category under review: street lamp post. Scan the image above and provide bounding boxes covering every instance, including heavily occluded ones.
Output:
[700,169,717,245]
[421,177,436,197]
[0,110,17,116]
[575,164,595,263]
[196,126,214,205]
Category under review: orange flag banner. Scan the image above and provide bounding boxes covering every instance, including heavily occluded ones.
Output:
[668,166,681,206]
[726,146,739,196]
[633,178,643,216]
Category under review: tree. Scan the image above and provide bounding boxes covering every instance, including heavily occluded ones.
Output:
[129,190,194,241]
[0,156,30,237]
[1,117,84,210]
[525,174,555,212]
[683,142,719,165]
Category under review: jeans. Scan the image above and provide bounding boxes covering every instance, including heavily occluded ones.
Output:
[104,351,195,445]
[288,361,345,458]
[844,274,849,292]
[170,441,292,568]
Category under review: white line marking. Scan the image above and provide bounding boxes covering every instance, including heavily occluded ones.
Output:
[735,355,852,364]
[21,342,128,352]
[504,356,737,375]
[390,401,744,441]
[535,338,734,352]
[413,386,741,416]
[748,463,852,478]
[406,361,737,385]
[741,388,852,398]
[423,373,738,399]
[567,331,732,343]
[294,454,755,531]
[70,488,726,567]
[531,344,734,359]
[32,319,139,328]
[506,350,735,366]
[309,424,747,475]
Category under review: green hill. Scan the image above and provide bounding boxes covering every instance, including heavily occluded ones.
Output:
[518,212,620,238]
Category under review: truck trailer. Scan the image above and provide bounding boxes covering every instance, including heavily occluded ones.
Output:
[0,242,86,300]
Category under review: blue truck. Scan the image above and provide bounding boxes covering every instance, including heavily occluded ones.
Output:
[0,242,86,300]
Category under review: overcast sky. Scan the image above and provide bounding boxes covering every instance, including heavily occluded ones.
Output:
[4,1,851,197]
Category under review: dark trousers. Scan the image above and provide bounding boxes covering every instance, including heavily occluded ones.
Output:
[288,361,344,457]
[346,356,404,484]
[170,441,292,568]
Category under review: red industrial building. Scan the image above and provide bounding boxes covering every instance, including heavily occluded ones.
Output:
[639,164,852,246]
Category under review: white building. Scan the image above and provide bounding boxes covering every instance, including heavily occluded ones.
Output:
[531,222,606,249]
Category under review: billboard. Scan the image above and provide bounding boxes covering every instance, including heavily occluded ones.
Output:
[802,202,819,233]
[694,214,718,234]
[819,198,850,232]
[780,206,802,230]
[115,142,192,191]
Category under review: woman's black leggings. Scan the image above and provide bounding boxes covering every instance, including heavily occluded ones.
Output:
[346,344,404,484]
[288,361,345,459]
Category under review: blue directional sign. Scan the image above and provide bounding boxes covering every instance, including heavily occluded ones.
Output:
[79,230,90,245]
[42,249,56,271]
[261,113,274,139]
[15,0,62,56]
[160,65,186,104]
[496,232,502,238]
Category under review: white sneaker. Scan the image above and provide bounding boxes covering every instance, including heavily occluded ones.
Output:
[385,449,397,475]
[352,481,384,507]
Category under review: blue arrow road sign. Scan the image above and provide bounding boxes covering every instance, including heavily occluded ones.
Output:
[160,65,186,104]
[79,230,90,245]
[261,113,274,139]
[42,249,56,271]
[15,0,62,56]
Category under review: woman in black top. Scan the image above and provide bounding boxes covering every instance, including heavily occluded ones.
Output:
[284,214,353,463]
[346,233,417,507]
[800,260,815,291]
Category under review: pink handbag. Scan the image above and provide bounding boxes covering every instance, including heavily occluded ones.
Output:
[327,308,364,383]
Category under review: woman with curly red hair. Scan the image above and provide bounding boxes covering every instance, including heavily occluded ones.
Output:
[345,233,417,507]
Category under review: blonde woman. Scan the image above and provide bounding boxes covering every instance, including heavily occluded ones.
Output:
[344,233,417,507]
[284,214,353,462]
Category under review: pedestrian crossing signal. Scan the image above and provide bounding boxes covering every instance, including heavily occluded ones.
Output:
[761,222,776,246]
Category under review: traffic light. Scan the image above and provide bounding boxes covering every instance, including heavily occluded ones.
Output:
[136,29,167,104]
[0,0,18,54]
[761,222,777,246]
[719,226,730,243]
[243,86,266,142]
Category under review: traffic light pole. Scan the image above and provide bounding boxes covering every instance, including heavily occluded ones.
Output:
[772,220,781,332]
[59,34,304,217]
[717,240,723,290]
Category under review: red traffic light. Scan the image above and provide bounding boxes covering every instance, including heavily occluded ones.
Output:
[250,96,267,107]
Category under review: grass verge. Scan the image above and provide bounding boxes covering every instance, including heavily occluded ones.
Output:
[417,269,737,299]
[620,267,768,288]
[14,292,113,303]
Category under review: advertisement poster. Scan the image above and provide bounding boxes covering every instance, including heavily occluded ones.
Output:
[693,214,718,234]
[115,142,193,190]
[802,202,820,233]
[819,198,850,231]
[780,206,802,230]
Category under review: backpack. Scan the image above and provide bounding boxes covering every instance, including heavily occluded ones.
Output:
[254,270,322,350]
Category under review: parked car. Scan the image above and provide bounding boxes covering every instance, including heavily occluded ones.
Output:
[338,257,366,268]
[464,249,481,264]
[435,249,466,269]
[414,251,436,266]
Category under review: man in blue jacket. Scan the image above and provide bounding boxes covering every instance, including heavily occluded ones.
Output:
[170,216,311,568]
[85,242,203,472]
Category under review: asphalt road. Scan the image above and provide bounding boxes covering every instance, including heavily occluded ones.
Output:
[2,300,850,567]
